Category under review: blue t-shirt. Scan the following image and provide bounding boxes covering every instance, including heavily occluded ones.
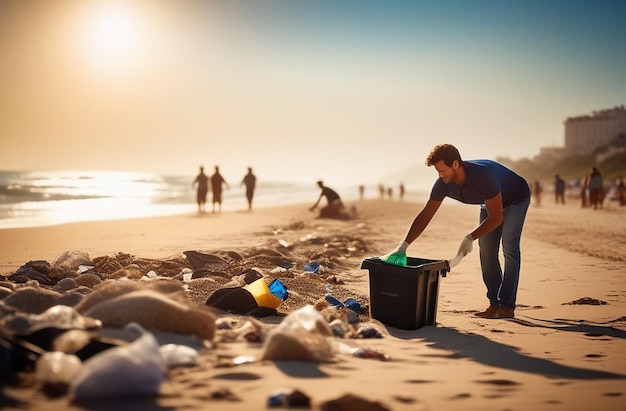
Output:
[429,160,530,208]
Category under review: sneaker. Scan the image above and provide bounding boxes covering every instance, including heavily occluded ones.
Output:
[474,305,499,318]
[495,306,515,319]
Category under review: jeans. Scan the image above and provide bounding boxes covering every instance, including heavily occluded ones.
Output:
[478,198,530,310]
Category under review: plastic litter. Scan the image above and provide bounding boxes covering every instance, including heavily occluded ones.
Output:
[343,298,364,314]
[355,325,384,339]
[269,279,288,301]
[3,305,102,336]
[243,278,283,309]
[303,262,320,274]
[159,344,198,368]
[324,295,343,308]
[181,268,193,282]
[275,305,331,336]
[35,351,82,385]
[53,251,91,270]
[324,295,364,315]
[267,388,311,408]
[261,305,336,362]
[68,323,165,402]
[77,265,94,274]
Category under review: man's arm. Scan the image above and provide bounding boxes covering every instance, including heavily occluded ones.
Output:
[310,194,323,210]
[403,199,442,244]
[469,193,503,240]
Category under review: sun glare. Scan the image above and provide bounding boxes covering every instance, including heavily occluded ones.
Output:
[76,1,147,74]
[92,8,137,58]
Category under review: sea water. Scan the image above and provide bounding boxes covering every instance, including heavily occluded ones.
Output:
[0,170,365,229]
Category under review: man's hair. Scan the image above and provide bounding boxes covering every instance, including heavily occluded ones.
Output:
[425,144,462,167]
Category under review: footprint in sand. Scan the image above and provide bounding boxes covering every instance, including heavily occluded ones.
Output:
[449,393,472,400]
[405,379,435,384]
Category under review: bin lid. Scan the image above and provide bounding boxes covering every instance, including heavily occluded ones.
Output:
[360,256,449,277]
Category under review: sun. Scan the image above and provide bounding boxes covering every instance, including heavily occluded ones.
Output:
[92,7,138,59]
[75,1,147,74]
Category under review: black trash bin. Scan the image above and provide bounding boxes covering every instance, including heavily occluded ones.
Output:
[361,257,449,330]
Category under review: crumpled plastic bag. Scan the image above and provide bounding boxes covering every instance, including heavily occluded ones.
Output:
[53,251,92,271]
[69,323,165,402]
[2,305,101,336]
[261,305,336,362]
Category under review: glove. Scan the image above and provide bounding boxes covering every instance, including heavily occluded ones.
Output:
[457,234,474,257]
[448,253,463,269]
[380,240,409,266]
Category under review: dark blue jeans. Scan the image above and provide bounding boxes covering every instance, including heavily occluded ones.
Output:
[478,198,530,310]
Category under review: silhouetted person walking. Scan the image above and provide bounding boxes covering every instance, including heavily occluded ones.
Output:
[554,174,566,204]
[192,166,209,213]
[211,166,229,213]
[241,167,257,211]
[588,167,604,210]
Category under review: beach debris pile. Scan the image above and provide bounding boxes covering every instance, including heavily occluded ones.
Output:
[0,221,394,407]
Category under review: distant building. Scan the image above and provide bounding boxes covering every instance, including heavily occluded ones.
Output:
[564,105,626,155]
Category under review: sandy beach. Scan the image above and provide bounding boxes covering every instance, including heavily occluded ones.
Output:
[1,198,625,410]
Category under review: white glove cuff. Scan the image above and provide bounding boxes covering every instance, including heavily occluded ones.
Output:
[397,240,409,253]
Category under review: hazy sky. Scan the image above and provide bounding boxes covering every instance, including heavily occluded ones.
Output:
[0,0,624,186]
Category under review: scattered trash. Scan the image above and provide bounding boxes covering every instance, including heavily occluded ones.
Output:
[233,355,256,365]
[68,323,165,402]
[53,251,91,271]
[244,278,283,309]
[328,319,350,338]
[278,239,290,248]
[303,262,320,274]
[324,295,364,315]
[325,295,344,308]
[77,265,94,274]
[181,268,193,282]
[355,325,384,339]
[267,387,312,408]
[343,298,364,315]
[2,305,102,336]
[159,344,198,368]
[261,305,336,362]
[36,351,82,385]
[269,279,289,301]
